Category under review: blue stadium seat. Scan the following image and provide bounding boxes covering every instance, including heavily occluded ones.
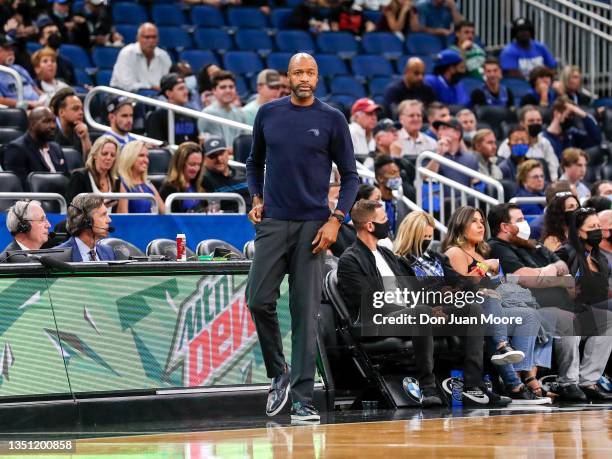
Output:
[152,4,186,26]
[92,47,120,70]
[398,54,434,74]
[287,0,305,6]
[75,69,93,86]
[96,69,112,86]
[194,29,233,53]
[224,51,264,76]
[271,8,293,29]
[266,52,292,72]
[369,76,393,97]
[315,54,349,77]
[59,45,92,69]
[501,78,532,102]
[158,26,192,50]
[179,50,219,71]
[235,29,273,53]
[115,25,137,43]
[327,94,357,111]
[26,42,42,54]
[330,76,366,98]
[406,32,443,55]
[461,76,484,96]
[191,5,225,27]
[315,80,328,98]
[351,55,394,80]
[361,32,403,59]
[275,30,315,54]
[317,32,359,57]
[112,2,148,25]
[234,75,250,98]
[363,10,382,24]
[227,7,269,28]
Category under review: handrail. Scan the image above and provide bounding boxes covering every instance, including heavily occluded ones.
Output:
[75,192,159,214]
[0,65,24,107]
[573,0,611,11]
[418,169,501,207]
[0,192,67,214]
[415,151,505,202]
[509,197,547,205]
[165,192,247,215]
[83,86,253,147]
[547,0,612,27]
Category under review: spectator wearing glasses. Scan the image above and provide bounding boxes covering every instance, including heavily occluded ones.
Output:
[515,160,546,216]
[349,98,379,158]
[1,201,51,259]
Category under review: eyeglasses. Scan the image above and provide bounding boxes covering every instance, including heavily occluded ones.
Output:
[528,174,545,180]
[25,217,48,223]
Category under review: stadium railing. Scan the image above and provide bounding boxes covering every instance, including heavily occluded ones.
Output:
[415,151,505,228]
[0,65,24,107]
[164,192,246,215]
[509,196,547,206]
[0,192,66,213]
[75,192,158,214]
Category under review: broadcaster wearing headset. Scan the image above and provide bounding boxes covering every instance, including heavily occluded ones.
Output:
[55,195,115,262]
[0,200,52,261]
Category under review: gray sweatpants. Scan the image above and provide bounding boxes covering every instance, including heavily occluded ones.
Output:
[246,218,325,404]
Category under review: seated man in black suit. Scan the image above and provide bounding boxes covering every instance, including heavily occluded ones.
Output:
[3,107,68,188]
[0,200,51,261]
[55,194,115,262]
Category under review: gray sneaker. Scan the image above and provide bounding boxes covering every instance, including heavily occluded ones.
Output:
[290,401,320,423]
[266,365,290,417]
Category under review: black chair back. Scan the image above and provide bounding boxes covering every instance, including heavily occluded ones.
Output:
[98,238,145,260]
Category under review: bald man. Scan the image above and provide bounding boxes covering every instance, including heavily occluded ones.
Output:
[246,53,359,422]
[110,22,172,91]
[383,57,435,115]
[3,107,67,186]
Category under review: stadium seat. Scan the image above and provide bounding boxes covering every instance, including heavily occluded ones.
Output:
[271,8,293,29]
[190,5,225,28]
[62,147,84,172]
[179,50,219,71]
[196,239,243,258]
[235,29,273,54]
[351,55,394,80]
[146,238,195,260]
[593,98,612,108]
[112,2,148,25]
[315,80,328,98]
[603,107,612,141]
[91,47,120,70]
[315,54,349,77]
[0,171,22,211]
[96,69,112,86]
[147,149,172,175]
[461,76,484,96]
[317,32,359,57]
[151,4,186,26]
[26,172,69,213]
[363,10,382,24]
[473,106,517,138]
[266,52,292,72]
[369,76,393,97]
[0,127,23,146]
[234,75,250,99]
[75,69,93,86]
[330,76,366,99]
[223,51,264,76]
[227,7,269,28]
[233,134,253,164]
[287,0,305,6]
[98,238,145,260]
[158,26,192,50]
[148,174,166,191]
[406,32,443,55]
[327,94,358,112]
[0,109,27,131]
[115,25,137,43]
[275,30,315,54]
[26,42,42,54]
[59,45,92,69]
[501,78,532,102]
[241,240,255,260]
[361,32,403,59]
[194,29,233,53]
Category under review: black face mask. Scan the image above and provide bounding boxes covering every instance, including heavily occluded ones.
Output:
[370,220,390,240]
[527,123,542,137]
[450,72,464,86]
[421,239,431,253]
[47,32,62,50]
[582,229,603,247]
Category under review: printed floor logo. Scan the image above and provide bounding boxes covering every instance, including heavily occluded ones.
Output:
[164,275,256,387]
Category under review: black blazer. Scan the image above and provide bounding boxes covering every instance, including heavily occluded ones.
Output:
[66,168,120,205]
[337,237,406,324]
[0,239,22,263]
[3,133,67,187]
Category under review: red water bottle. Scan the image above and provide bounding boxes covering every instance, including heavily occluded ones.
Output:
[176,233,186,261]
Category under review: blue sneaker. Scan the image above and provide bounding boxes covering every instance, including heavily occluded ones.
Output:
[266,365,290,417]
[290,401,320,423]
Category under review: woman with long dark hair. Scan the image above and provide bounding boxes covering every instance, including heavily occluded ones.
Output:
[159,142,206,213]
[542,191,580,252]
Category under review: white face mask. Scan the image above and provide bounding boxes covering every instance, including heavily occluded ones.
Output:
[515,220,531,240]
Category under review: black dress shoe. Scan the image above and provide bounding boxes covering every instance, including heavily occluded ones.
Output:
[581,385,612,401]
[421,386,443,408]
[558,384,588,402]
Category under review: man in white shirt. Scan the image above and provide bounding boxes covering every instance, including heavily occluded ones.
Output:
[391,99,437,158]
[497,105,559,181]
[349,98,379,158]
[242,69,282,126]
[1,201,51,259]
[110,23,172,92]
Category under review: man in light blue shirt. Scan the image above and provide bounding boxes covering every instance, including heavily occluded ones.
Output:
[415,0,464,36]
[0,34,44,109]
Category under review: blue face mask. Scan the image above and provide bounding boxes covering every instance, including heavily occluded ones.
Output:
[511,143,529,157]
[386,177,402,191]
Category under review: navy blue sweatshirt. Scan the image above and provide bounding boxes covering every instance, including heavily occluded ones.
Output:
[246,97,359,221]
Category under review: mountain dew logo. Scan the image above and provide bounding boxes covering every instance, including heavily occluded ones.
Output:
[164,275,257,387]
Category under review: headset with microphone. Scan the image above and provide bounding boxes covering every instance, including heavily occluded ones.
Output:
[13,200,33,235]
[69,203,115,235]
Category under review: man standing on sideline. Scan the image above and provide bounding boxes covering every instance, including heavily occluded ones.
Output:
[246,53,359,422]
